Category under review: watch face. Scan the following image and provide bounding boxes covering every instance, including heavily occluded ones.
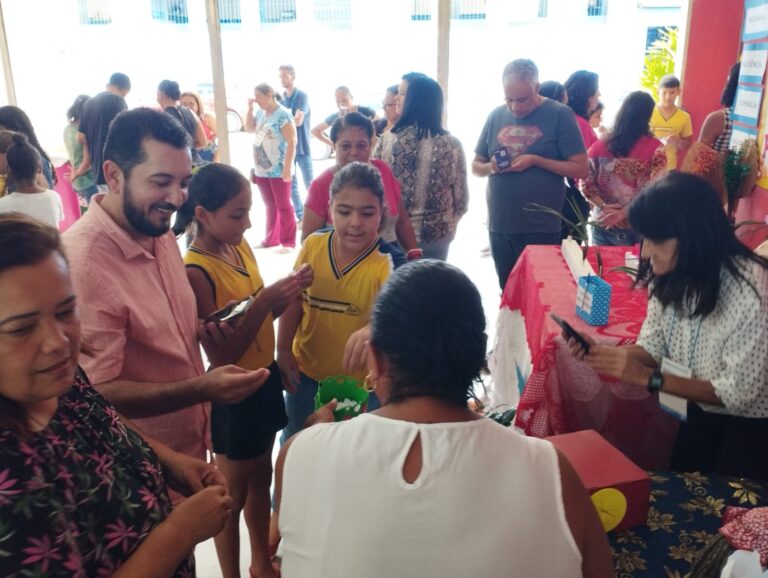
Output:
[590,488,628,532]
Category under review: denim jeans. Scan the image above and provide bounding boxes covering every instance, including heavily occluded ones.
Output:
[291,154,314,220]
[592,226,639,246]
[489,230,561,290]
[420,236,453,261]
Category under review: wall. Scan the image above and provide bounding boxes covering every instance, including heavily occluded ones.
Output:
[680,0,743,137]
[682,0,768,248]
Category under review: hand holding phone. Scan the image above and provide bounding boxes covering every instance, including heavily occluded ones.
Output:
[206,296,254,324]
[550,313,591,354]
[493,148,511,172]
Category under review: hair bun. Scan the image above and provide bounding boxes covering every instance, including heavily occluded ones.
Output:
[10,132,27,146]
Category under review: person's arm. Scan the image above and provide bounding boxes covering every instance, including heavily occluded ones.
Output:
[311,121,332,147]
[557,449,615,577]
[276,298,303,393]
[452,140,470,220]
[394,199,418,252]
[301,206,328,243]
[71,132,92,179]
[110,485,231,578]
[96,365,271,418]
[584,343,722,406]
[193,116,208,149]
[187,265,313,366]
[698,110,726,147]
[582,156,606,209]
[204,113,217,139]
[270,431,297,554]
[281,121,297,183]
[471,153,497,178]
[509,152,588,179]
[294,92,308,127]
[245,100,256,133]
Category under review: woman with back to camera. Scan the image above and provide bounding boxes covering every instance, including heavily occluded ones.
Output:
[0,105,56,189]
[157,80,208,156]
[0,133,64,228]
[64,94,99,204]
[568,172,768,480]
[539,80,568,104]
[373,74,469,260]
[699,62,741,154]
[561,71,601,239]
[0,213,232,577]
[582,91,663,246]
[301,112,418,257]
[273,260,613,577]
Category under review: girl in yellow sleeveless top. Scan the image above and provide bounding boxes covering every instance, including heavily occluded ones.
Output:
[175,163,312,578]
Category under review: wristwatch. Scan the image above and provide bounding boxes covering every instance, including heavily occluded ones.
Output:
[647,369,664,393]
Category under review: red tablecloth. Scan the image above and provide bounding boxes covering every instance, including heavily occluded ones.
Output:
[506,245,678,470]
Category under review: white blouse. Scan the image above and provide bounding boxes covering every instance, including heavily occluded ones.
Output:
[637,258,768,417]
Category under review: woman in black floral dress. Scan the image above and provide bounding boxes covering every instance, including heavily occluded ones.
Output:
[0,213,232,577]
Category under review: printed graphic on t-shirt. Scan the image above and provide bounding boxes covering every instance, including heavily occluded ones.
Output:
[496,126,543,159]
[306,294,362,316]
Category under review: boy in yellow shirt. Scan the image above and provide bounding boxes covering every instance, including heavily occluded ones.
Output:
[650,75,693,170]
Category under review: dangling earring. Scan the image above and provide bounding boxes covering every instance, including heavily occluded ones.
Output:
[364,373,377,392]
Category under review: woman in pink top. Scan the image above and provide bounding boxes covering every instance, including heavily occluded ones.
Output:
[301,112,419,258]
[583,91,664,245]
[561,70,600,239]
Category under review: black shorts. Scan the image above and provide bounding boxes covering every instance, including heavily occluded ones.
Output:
[211,361,288,460]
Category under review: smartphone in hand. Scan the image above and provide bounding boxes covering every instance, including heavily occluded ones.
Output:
[206,296,254,324]
[550,313,590,354]
[493,148,511,171]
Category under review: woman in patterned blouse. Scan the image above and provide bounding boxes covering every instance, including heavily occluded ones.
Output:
[566,173,768,481]
[582,91,664,246]
[373,74,468,261]
[0,213,232,577]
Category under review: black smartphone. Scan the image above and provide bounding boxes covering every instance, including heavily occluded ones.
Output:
[493,148,511,171]
[206,296,253,323]
[550,313,591,354]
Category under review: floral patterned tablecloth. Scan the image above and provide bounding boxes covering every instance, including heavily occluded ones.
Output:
[610,471,768,577]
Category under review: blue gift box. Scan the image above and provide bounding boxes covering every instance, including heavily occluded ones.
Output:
[576,275,612,326]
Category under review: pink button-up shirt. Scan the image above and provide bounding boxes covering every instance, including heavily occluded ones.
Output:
[63,195,209,460]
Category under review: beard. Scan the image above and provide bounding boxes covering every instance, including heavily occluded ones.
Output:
[122,181,176,237]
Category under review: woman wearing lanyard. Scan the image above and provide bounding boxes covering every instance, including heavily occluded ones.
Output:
[567,172,768,481]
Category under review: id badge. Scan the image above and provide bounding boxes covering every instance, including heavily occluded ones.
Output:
[661,357,693,379]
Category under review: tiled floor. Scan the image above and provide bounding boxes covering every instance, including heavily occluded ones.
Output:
[192,132,501,577]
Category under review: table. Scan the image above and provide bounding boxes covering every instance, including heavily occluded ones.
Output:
[609,472,768,577]
[493,245,679,470]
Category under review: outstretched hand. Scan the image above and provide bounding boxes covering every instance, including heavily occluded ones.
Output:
[343,325,371,374]
[198,365,270,404]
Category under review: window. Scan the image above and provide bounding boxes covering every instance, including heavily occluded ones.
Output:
[79,0,112,25]
[538,0,548,18]
[452,0,486,21]
[411,0,431,21]
[218,0,241,24]
[314,0,351,30]
[587,0,607,17]
[151,0,189,24]
[259,0,296,24]
[412,0,487,22]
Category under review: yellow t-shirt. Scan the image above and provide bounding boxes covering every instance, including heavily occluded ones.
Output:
[184,239,275,370]
[650,106,693,170]
[293,230,393,382]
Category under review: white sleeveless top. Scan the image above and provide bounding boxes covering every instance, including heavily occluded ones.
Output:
[279,414,582,578]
